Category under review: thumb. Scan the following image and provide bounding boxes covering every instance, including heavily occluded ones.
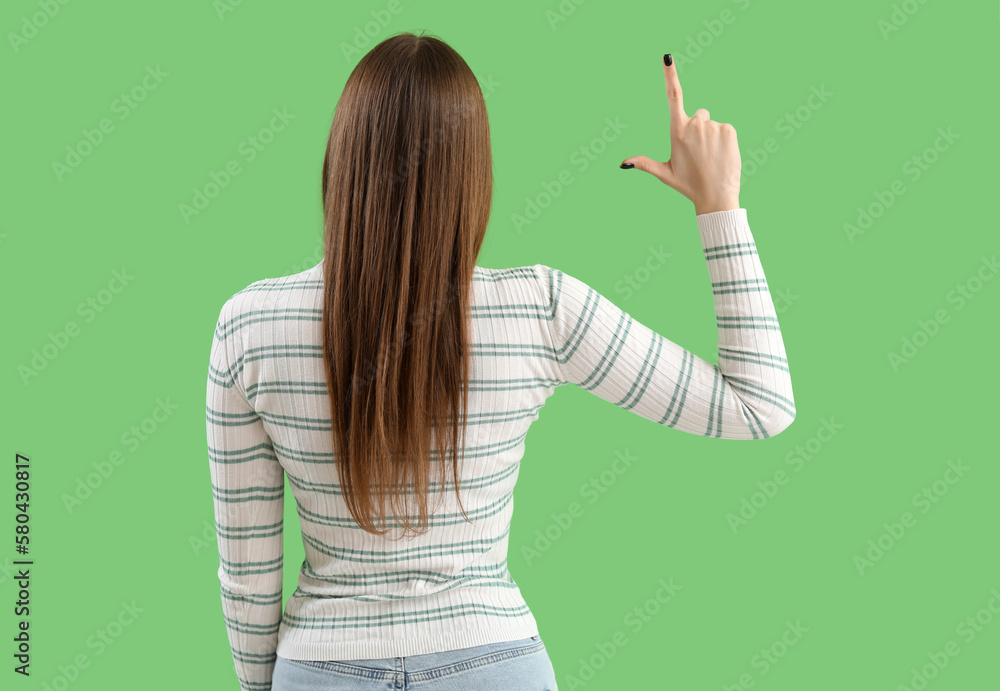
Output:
[620,156,677,189]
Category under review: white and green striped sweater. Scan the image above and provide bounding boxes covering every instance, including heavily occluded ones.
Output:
[206,207,795,690]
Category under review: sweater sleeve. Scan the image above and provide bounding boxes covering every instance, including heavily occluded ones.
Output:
[545,207,795,439]
[206,299,284,690]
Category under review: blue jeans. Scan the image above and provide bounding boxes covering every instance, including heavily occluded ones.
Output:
[271,635,558,690]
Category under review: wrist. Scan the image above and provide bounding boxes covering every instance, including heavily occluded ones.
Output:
[694,198,741,215]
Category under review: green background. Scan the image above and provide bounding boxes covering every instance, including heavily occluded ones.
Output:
[3,0,998,689]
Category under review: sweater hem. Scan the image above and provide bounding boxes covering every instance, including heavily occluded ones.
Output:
[275,620,541,662]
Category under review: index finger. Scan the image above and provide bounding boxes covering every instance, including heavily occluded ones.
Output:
[663,54,687,133]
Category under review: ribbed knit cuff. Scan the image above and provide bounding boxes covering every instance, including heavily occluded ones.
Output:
[695,207,749,236]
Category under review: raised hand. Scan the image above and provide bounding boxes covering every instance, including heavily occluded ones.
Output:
[621,54,742,215]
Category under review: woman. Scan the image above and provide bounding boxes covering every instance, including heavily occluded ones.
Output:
[206,31,795,691]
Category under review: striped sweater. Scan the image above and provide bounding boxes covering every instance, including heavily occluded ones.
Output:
[206,207,795,690]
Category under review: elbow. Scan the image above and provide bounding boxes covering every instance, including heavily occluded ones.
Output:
[759,407,796,438]
[735,381,796,438]
[735,393,796,439]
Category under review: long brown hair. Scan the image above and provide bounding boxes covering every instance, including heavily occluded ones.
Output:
[320,32,492,537]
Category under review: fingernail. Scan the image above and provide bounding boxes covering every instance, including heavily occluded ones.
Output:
[620,162,634,169]
[663,54,672,67]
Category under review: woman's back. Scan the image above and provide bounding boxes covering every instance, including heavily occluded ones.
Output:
[206,207,795,686]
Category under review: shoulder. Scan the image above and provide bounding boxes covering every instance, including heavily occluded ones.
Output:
[213,262,323,338]
[474,263,562,307]
[232,262,323,302]
[473,262,593,299]
[474,262,563,289]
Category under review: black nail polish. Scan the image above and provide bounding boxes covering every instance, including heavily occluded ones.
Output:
[663,54,672,67]
[620,162,634,169]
